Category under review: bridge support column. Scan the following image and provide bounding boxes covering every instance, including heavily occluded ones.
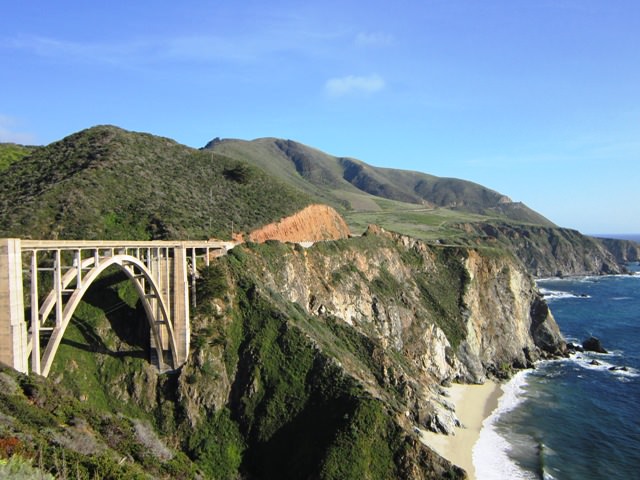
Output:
[0,239,28,373]
[172,247,190,365]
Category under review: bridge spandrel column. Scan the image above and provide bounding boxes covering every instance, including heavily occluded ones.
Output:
[172,247,190,365]
[155,253,171,351]
[0,239,28,373]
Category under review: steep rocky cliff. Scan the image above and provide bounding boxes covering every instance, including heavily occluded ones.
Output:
[174,227,564,476]
[0,227,565,479]
[240,226,564,383]
[598,237,640,264]
[454,222,628,277]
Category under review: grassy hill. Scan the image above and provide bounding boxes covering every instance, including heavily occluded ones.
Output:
[0,126,313,240]
[206,137,556,240]
[0,125,632,275]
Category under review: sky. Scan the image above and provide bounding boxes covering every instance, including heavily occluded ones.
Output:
[1,0,638,234]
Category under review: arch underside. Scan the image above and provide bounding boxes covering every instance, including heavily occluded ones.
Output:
[33,254,179,377]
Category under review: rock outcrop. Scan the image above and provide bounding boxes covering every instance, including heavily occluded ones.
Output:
[246,204,351,243]
[598,237,640,264]
[454,222,626,277]
[223,225,565,438]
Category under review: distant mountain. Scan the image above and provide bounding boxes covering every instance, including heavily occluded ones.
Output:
[205,137,556,227]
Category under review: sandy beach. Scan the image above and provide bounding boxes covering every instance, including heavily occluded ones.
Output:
[420,381,502,479]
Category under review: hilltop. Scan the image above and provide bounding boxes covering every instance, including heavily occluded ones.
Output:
[1,125,636,275]
[205,137,555,229]
[0,126,313,240]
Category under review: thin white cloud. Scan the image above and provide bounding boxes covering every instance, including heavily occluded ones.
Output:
[355,32,394,47]
[3,25,343,67]
[0,115,37,144]
[4,34,157,67]
[325,74,385,97]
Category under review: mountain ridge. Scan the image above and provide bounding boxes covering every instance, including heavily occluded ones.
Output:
[205,136,556,227]
[1,125,637,276]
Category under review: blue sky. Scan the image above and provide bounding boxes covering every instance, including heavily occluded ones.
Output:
[1,1,638,234]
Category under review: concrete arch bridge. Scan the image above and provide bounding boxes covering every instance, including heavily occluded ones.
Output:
[0,238,234,377]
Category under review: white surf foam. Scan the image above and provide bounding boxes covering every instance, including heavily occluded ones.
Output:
[538,288,590,301]
[568,354,639,378]
[473,371,537,480]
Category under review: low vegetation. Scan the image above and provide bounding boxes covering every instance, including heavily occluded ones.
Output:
[0,126,313,240]
[0,143,37,173]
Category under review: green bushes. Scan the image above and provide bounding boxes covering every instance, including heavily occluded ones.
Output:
[196,264,228,304]
[0,125,313,240]
[0,455,54,480]
[319,399,399,480]
[187,408,245,479]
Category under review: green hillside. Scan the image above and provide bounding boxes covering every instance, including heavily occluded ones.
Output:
[0,126,313,240]
[0,125,632,275]
[0,143,37,173]
[206,137,556,232]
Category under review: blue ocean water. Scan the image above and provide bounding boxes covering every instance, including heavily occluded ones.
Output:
[474,260,640,479]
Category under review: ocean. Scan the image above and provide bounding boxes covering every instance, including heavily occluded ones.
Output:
[474,239,640,479]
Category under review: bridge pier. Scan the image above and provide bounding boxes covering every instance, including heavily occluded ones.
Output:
[0,239,28,373]
[172,246,190,366]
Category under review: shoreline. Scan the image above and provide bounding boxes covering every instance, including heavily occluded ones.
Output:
[420,381,503,479]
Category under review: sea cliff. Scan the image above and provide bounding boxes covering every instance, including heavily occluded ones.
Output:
[173,226,565,477]
[454,222,635,277]
[0,226,565,479]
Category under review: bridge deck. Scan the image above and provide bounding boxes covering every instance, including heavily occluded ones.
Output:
[20,239,236,250]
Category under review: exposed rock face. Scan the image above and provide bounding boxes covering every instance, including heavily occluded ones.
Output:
[246,204,351,243]
[462,249,565,379]
[455,222,625,277]
[598,237,640,264]
[230,225,565,435]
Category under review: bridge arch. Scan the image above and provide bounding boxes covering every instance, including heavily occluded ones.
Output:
[38,254,179,377]
[2,238,233,376]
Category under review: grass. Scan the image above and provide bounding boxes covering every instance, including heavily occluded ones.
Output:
[344,204,499,242]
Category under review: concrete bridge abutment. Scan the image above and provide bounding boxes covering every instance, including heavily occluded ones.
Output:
[0,239,28,372]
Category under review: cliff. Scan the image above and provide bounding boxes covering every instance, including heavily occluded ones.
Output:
[454,222,627,277]
[175,227,564,476]
[246,204,351,243]
[0,227,565,479]
[598,237,640,264]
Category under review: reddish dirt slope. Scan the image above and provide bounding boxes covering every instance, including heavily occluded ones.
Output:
[247,204,351,243]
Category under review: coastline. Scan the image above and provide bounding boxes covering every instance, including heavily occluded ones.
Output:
[420,381,502,479]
